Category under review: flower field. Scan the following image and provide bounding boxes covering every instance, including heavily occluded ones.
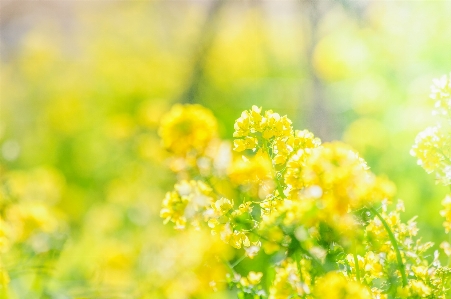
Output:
[2,1,451,298]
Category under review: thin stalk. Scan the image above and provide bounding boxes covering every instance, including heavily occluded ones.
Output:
[353,250,361,282]
[231,255,246,268]
[369,206,408,287]
[294,251,304,282]
[222,258,236,275]
[275,180,286,199]
[294,252,306,299]
[352,238,361,282]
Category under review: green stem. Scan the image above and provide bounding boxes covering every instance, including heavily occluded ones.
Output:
[231,255,246,268]
[369,206,408,287]
[275,179,286,199]
[294,252,306,299]
[222,258,237,275]
[353,250,361,282]
[294,251,304,282]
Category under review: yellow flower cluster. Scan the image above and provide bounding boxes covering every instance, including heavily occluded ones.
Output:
[397,279,432,298]
[233,106,321,166]
[313,272,371,299]
[207,197,254,249]
[341,200,451,298]
[430,73,451,117]
[240,271,263,287]
[411,74,451,274]
[287,142,395,212]
[233,106,292,141]
[5,202,60,244]
[150,229,232,299]
[0,168,65,251]
[159,104,218,156]
[411,126,451,185]
[228,150,275,199]
[412,74,451,265]
[160,180,214,229]
[366,202,422,255]
[158,104,234,180]
[162,179,256,250]
[0,167,67,294]
[269,259,312,299]
[346,251,383,280]
[161,103,451,299]
[283,132,321,191]
[440,194,451,233]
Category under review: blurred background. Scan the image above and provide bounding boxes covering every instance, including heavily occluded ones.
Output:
[1,0,451,298]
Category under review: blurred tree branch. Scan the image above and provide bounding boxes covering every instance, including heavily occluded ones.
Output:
[299,0,368,141]
[302,0,333,141]
[179,0,226,104]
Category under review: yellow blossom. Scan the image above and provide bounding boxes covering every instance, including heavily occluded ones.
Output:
[247,271,263,285]
[402,280,432,298]
[440,241,451,256]
[233,110,252,138]
[440,194,451,233]
[313,272,371,299]
[233,137,258,152]
[159,104,218,156]
[213,197,234,215]
[228,150,274,199]
[411,125,451,185]
[430,73,451,116]
[229,231,250,249]
[269,259,312,299]
[259,110,292,140]
[5,201,60,243]
[160,180,214,229]
[289,142,394,227]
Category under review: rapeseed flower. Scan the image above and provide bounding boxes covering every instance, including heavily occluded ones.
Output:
[411,125,451,185]
[159,104,218,156]
[313,272,371,299]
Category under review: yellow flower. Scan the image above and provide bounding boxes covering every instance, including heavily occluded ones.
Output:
[261,110,291,139]
[232,107,320,169]
[160,180,214,229]
[213,197,234,215]
[5,202,60,243]
[269,259,312,299]
[159,104,218,156]
[155,229,232,298]
[229,231,250,249]
[440,241,451,256]
[411,125,451,185]
[346,251,383,280]
[284,148,316,191]
[408,280,431,297]
[228,150,274,199]
[297,142,393,216]
[440,194,451,233]
[233,137,258,152]
[233,109,253,137]
[247,271,263,285]
[430,73,451,116]
[313,272,371,299]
